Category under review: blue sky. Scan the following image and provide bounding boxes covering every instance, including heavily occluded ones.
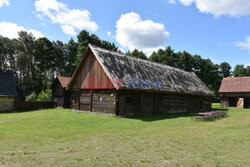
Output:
[0,0,250,68]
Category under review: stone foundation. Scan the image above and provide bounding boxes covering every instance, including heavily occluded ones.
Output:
[0,97,15,112]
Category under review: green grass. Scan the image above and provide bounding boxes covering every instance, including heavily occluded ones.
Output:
[0,104,249,167]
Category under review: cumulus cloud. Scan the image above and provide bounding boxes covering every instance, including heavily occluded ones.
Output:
[0,0,9,7]
[61,25,76,35]
[35,0,98,35]
[235,36,250,51]
[0,21,44,39]
[116,12,169,55]
[171,0,250,16]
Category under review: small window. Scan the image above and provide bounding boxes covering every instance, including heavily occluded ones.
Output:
[126,97,133,104]
[98,96,103,102]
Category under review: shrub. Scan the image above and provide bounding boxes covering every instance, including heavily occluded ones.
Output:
[36,89,52,101]
[25,92,37,101]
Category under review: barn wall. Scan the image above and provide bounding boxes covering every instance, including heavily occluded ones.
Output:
[118,90,211,116]
[73,52,114,89]
[70,89,117,114]
[52,80,65,108]
[220,92,250,108]
[220,97,229,107]
[92,90,116,114]
[0,97,15,112]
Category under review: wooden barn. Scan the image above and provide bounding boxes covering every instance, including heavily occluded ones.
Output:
[67,44,214,116]
[51,76,71,108]
[219,77,250,108]
[0,68,17,112]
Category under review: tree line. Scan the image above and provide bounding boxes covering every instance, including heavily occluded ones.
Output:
[0,30,249,101]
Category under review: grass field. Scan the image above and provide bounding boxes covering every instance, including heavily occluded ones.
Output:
[0,104,249,167]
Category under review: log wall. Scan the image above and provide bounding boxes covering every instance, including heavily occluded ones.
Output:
[70,89,116,114]
[118,90,212,116]
[220,93,250,108]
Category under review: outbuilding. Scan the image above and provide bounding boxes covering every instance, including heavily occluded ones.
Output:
[67,44,214,116]
[219,77,250,108]
[51,76,71,108]
[0,69,17,112]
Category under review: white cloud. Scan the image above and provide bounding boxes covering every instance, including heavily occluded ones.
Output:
[115,12,170,56]
[35,0,98,35]
[235,36,250,51]
[107,31,111,37]
[0,0,9,7]
[61,25,76,35]
[0,21,44,39]
[142,46,165,56]
[172,0,250,16]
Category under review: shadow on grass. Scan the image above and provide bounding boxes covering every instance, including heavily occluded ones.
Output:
[126,112,191,122]
[0,108,54,114]
[125,108,229,122]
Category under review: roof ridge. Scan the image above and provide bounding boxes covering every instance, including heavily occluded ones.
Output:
[89,44,192,75]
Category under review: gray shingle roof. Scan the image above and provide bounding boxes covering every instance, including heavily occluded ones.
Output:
[68,44,214,97]
[0,71,17,97]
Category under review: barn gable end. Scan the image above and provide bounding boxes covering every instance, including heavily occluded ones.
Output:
[70,50,115,90]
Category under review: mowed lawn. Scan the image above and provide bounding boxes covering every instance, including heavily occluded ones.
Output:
[0,104,249,167]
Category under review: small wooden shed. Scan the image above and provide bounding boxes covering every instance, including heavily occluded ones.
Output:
[67,44,214,116]
[51,76,71,108]
[0,70,17,112]
[219,77,250,108]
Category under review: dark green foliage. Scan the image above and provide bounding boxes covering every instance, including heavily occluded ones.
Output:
[219,62,231,78]
[126,49,147,60]
[36,89,52,101]
[233,64,250,77]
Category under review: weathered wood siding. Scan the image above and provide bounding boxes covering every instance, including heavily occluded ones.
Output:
[71,91,80,110]
[220,97,229,107]
[92,90,116,114]
[79,90,91,111]
[52,80,64,97]
[200,97,212,110]
[220,93,250,108]
[73,52,114,89]
[220,92,250,98]
[70,90,116,114]
[54,97,64,108]
[118,90,212,116]
[52,79,71,108]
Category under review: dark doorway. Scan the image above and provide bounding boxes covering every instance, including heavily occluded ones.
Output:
[244,98,249,108]
[229,98,237,107]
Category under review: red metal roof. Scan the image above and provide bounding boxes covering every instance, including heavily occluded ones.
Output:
[57,76,71,88]
[219,76,250,93]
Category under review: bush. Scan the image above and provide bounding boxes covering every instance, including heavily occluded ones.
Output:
[25,92,37,101]
[36,89,52,101]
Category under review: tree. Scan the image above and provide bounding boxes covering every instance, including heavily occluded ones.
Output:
[149,46,176,66]
[64,38,79,76]
[233,65,247,77]
[16,31,36,95]
[76,30,118,66]
[127,49,147,59]
[219,62,231,78]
